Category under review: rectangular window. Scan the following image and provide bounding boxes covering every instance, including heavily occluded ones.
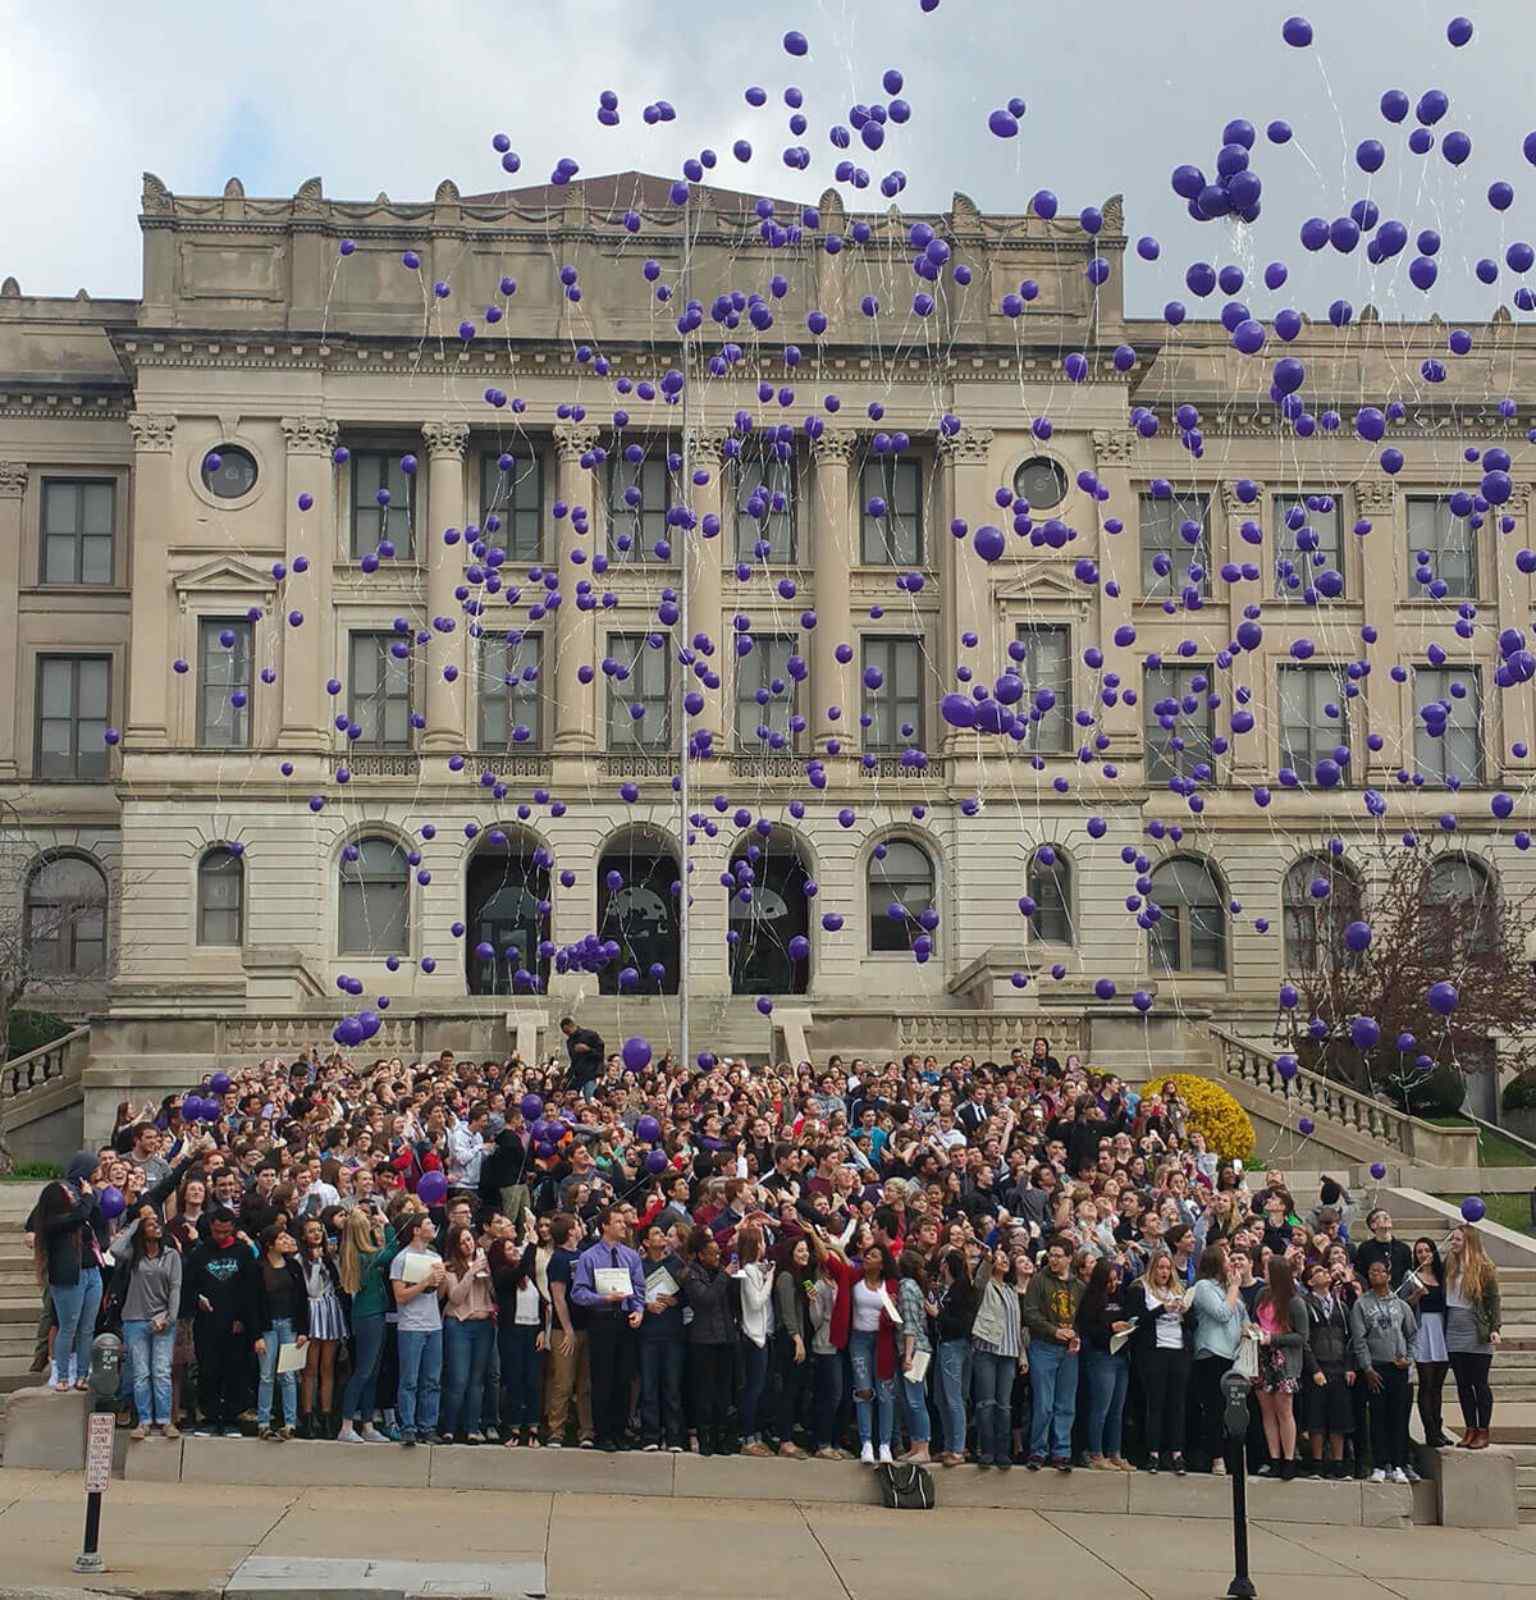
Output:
[606,631,671,751]
[1407,496,1476,598]
[480,451,543,563]
[35,656,110,780]
[348,632,413,749]
[735,633,797,753]
[478,632,543,749]
[1140,490,1211,598]
[348,449,416,559]
[1278,664,1348,784]
[1414,666,1483,784]
[1011,625,1073,754]
[608,453,673,563]
[862,636,923,752]
[1143,664,1214,784]
[41,480,115,585]
[860,457,922,566]
[198,620,252,748]
[734,442,797,563]
[1274,492,1342,599]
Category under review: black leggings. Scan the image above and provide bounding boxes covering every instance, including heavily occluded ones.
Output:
[1191,1355,1233,1467]
[690,1343,734,1438]
[1140,1347,1190,1455]
[1416,1360,1449,1442]
[1449,1351,1494,1431]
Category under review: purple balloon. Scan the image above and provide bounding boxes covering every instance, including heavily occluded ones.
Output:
[520,1094,544,1121]
[98,1185,126,1220]
[645,1149,669,1175]
[636,1115,661,1144]
[622,1036,653,1073]
[417,1170,448,1206]
[1460,1196,1486,1224]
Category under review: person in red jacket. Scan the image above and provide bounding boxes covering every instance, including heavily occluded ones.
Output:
[816,1233,901,1464]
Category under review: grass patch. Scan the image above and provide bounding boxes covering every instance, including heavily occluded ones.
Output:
[1,1164,59,1182]
[1425,1115,1536,1168]
[1450,1192,1536,1238]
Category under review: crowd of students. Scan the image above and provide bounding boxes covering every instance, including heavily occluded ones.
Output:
[23,1029,1503,1475]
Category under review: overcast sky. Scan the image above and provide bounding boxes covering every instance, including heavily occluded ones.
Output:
[4,0,1535,322]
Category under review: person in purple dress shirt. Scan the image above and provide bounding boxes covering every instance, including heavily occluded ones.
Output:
[571,1208,646,1451]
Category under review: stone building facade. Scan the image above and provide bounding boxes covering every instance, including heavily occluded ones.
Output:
[0,170,1530,1108]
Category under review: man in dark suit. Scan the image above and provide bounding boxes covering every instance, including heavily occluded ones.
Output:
[561,1016,605,1097]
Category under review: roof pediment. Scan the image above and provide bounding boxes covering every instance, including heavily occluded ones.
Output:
[992,563,1092,608]
[173,554,277,607]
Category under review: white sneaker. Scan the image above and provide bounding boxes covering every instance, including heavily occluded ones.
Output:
[1369,1468,1387,1483]
[1390,1467,1410,1485]
[337,1425,362,1444]
[359,1425,388,1444]
[878,1444,894,1465]
[1403,1465,1421,1483]
[860,1442,875,1465]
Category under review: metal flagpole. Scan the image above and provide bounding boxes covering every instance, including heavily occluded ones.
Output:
[676,191,695,1076]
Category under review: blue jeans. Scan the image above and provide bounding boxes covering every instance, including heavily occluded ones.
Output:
[848,1329,894,1448]
[50,1268,102,1385]
[441,1318,493,1436]
[812,1351,842,1449]
[257,1318,299,1427]
[396,1327,443,1437]
[1029,1338,1080,1461]
[1083,1349,1129,1458]
[937,1339,970,1455]
[123,1319,175,1426]
[500,1322,544,1433]
[901,1368,931,1444]
[740,1337,770,1441]
[639,1337,685,1446]
[342,1313,386,1421]
[971,1348,1015,1464]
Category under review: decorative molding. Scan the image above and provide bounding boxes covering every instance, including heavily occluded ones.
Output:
[1353,478,1396,516]
[810,428,858,467]
[937,428,994,465]
[434,178,461,205]
[553,423,600,461]
[950,192,982,230]
[420,420,470,460]
[292,177,324,216]
[1220,480,1263,517]
[0,462,27,498]
[686,429,729,468]
[0,276,18,298]
[140,172,173,215]
[1101,194,1125,236]
[172,554,278,612]
[280,415,339,457]
[1091,428,1138,468]
[127,412,177,453]
[222,177,245,200]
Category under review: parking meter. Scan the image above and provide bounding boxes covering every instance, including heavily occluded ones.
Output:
[1220,1370,1256,1599]
[1221,1369,1250,1442]
[88,1333,122,1402]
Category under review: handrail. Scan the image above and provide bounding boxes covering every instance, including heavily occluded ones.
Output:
[1206,1025,1478,1160]
[2,1025,91,1102]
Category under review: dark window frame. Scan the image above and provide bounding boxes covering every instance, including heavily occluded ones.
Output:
[480,450,544,564]
[861,635,924,752]
[34,653,111,781]
[477,632,544,750]
[197,847,245,947]
[348,631,415,751]
[197,618,253,749]
[40,477,116,586]
[859,456,923,567]
[606,631,672,752]
[347,448,418,561]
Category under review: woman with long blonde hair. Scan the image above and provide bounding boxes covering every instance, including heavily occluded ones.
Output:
[1444,1225,1502,1449]
[336,1206,391,1444]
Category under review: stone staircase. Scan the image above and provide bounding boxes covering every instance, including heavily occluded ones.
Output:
[0,1182,42,1400]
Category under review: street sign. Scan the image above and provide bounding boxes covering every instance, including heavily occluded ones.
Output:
[83,1411,113,1494]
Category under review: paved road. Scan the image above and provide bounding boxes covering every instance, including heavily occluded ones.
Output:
[2,1469,1535,1600]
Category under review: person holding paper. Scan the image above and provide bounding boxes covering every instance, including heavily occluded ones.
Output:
[637,1223,688,1451]
[389,1211,446,1447]
[895,1249,934,1464]
[252,1223,309,1440]
[571,1207,645,1452]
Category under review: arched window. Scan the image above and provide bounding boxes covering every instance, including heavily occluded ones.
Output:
[1282,855,1363,973]
[339,838,409,956]
[197,847,244,946]
[1426,853,1498,958]
[25,853,107,976]
[1027,848,1074,944]
[1148,856,1226,974]
[868,838,936,953]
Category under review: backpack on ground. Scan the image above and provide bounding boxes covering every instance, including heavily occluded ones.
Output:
[876,1461,935,1510]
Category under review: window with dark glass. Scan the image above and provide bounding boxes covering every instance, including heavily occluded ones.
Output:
[1414,666,1482,784]
[1282,856,1363,973]
[197,848,244,946]
[1140,491,1211,597]
[41,480,115,585]
[478,633,543,749]
[1274,492,1342,598]
[608,453,673,563]
[339,838,409,955]
[349,450,416,559]
[735,633,797,753]
[606,632,671,751]
[860,457,922,566]
[734,441,796,563]
[862,636,923,752]
[1148,857,1226,974]
[1407,496,1476,598]
[1027,850,1074,944]
[1011,625,1073,753]
[25,854,107,975]
[348,632,413,749]
[35,656,110,780]
[1014,457,1067,510]
[480,451,543,563]
[868,839,936,953]
[1143,664,1214,784]
[1278,664,1349,784]
[198,621,252,748]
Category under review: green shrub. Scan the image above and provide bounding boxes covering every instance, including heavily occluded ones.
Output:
[6,1012,72,1060]
[1503,1070,1536,1112]
[1386,1059,1468,1117]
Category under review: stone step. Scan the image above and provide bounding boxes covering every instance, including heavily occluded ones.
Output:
[1490,1405,1536,1444]
[0,1299,41,1325]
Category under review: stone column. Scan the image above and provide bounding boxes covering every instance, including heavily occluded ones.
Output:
[685,429,726,747]
[810,428,855,752]
[278,417,337,749]
[1355,477,1403,783]
[937,429,995,756]
[125,412,177,749]
[1090,429,1141,758]
[1221,479,1267,783]
[421,421,470,752]
[1498,481,1536,780]
[552,424,600,752]
[0,463,26,778]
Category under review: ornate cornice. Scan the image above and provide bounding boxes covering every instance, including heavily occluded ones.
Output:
[937,428,994,465]
[553,423,600,462]
[127,412,177,453]
[810,428,858,466]
[1090,428,1138,468]
[685,429,730,468]
[280,415,338,456]
[420,420,470,461]
[1220,480,1262,517]
[1353,478,1396,516]
[0,462,27,498]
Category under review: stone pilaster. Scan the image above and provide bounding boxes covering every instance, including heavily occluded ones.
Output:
[937,429,996,756]
[552,424,600,752]
[810,429,855,752]
[685,430,726,747]
[1354,476,1403,781]
[1221,479,1266,783]
[278,417,337,748]
[421,420,470,752]
[125,413,177,748]
[0,463,26,777]
[1090,429,1141,759]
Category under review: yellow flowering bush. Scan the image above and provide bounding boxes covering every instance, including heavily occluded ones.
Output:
[1165,1073,1257,1164]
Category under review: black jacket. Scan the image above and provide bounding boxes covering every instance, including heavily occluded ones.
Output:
[182,1237,259,1330]
[565,1027,605,1085]
[681,1262,737,1345]
[1353,1237,1413,1290]
[251,1255,311,1338]
[480,1130,533,1209]
[1304,1290,1353,1371]
[28,1184,105,1289]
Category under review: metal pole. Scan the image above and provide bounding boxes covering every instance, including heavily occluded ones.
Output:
[75,1488,103,1575]
[676,191,694,1076]
[1227,1452,1256,1600]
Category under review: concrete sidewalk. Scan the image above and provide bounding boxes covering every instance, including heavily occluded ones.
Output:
[3,1471,1536,1600]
